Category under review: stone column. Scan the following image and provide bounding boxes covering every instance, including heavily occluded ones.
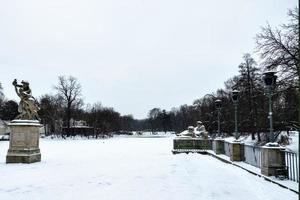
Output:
[261,144,285,176]
[230,141,244,161]
[213,139,224,154]
[6,120,42,163]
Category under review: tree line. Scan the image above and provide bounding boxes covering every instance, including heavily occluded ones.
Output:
[38,76,145,137]
[0,76,147,137]
[142,8,299,141]
[0,8,298,140]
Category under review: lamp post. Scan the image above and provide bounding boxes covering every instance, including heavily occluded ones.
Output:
[215,99,222,137]
[231,90,239,140]
[262,71,277,142]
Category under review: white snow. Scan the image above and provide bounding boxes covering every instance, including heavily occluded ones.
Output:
[286,131,299,153]
[207,150,299,192]
[224,132,298,153]
[223,136,237,143]
[0,136,298,200]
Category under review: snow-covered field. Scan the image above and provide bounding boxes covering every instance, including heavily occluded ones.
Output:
[0,136,298,200]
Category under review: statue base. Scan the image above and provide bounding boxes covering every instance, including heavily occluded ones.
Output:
[173,137,212,150]
[6,120,42,164]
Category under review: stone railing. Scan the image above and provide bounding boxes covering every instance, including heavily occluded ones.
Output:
[173,137,298,182]
[244,144,262,168]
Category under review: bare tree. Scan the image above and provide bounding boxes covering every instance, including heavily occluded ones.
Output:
[238,54,261,140]
[0,100,18,120]
[256,7,299,133]
[0,82,4,104]
[148,108,161,134]
[39,94,64,134]
[256,7,299,88]
[54,76,82,134]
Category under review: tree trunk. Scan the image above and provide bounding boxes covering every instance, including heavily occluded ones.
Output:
[66,104,72,137]
[298,65,300,133]
[246,63,255,140]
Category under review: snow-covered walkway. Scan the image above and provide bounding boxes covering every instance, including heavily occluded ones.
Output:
[0,136,298,200]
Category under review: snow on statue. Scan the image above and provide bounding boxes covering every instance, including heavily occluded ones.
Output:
[12,79,40,121]
[178,121,208,139]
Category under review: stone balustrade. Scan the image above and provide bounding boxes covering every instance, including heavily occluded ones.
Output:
[173,137,287,178]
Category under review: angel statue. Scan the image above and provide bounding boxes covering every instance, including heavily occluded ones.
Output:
[12,79,40,121]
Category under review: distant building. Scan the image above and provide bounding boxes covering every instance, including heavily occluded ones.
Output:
[70,119,88,127]
[62,119,94,136]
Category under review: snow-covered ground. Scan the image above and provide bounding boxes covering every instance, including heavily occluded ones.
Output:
[286,131,299,152]
[207,150,298,192]
[0,136,298,200]
[224,131,299,153]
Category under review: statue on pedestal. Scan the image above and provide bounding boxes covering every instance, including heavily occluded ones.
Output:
[6,79,42,163]
[12,79,40,121]
[177,121,208,139]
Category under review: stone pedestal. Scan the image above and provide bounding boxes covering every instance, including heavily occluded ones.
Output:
[6,120,42,164]
[230,142,243,161]
[261,144,285,176]
[173,137,211,150]
[213,139,224,154]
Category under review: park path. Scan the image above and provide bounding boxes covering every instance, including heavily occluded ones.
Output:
[0,136,298,200]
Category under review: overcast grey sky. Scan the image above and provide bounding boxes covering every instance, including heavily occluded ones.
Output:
[0,0,297,119]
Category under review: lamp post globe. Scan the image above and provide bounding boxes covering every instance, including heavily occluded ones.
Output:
[232,89,239,103]
[215,99,222,110]
[263,71,277,90]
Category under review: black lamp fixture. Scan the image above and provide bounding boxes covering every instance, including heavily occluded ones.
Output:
[263,71,277,90]
[231,89,239,103]
[215,99,222,110]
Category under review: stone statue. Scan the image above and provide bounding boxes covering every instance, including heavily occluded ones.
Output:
[195,121,208,139]
[12,79,40,121]
[178,126,196,138]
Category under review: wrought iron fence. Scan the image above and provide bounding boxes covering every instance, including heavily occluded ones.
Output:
[283,150,299,182]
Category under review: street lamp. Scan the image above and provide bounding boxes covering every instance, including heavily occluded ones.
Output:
[262,71,277,142]
[231,89,239,140]
[215,99,222,137]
